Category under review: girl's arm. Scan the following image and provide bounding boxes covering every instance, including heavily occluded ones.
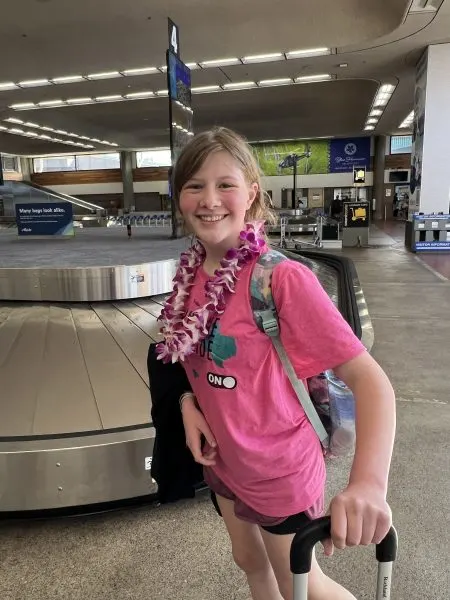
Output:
[327,350,396,552]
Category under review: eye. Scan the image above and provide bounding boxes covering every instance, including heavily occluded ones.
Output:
[219,182,235,188]
[184,183,202,190]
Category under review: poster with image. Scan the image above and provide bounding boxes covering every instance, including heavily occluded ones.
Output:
[252,140,329,176]
[409,49,428,219]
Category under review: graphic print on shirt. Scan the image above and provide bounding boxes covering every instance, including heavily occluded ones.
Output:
[194,318,238,390]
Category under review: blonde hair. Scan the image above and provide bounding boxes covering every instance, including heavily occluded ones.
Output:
[172,127,277,226]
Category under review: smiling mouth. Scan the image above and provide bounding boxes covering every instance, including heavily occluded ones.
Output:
[196,215,228,222]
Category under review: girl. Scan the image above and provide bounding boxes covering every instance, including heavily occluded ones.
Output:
[157,128,396,600]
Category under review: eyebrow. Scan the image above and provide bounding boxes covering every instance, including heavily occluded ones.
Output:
[187,175,240,182]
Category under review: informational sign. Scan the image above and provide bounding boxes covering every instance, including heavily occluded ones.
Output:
[415,241,450,251]
[329,138,371,174]
[353,167,366,185]
[168,18,180,57]
[344,201,370,228]
[15,202,74,237]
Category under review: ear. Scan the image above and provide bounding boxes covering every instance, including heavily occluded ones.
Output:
[247,183,258,209]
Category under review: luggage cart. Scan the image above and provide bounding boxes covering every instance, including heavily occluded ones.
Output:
[291,516,398,600]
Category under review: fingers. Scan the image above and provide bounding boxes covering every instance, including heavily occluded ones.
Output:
[187,432,216,466]
[330,497,348,550]
[322,538,334,557]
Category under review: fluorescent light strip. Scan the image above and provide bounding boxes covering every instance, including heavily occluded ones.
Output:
[38,99,65,107]
[192,85,221,93]
[87,71,120,80]
[122,67,158,76]
[125,91,155,99]
[363,82,397,132]
[94,95,123,102]
[223,81,256,90]
[399,111,414,128]
[52,75,85,84]
[200,57,241,67]
[295,74,332,83]
[19,79,49,87]
[259,78,292,87]
[3,117,117,146]
[0,82,18,90]
[286,47,331,59]
[242,53,283,64]
[66,97,94,104]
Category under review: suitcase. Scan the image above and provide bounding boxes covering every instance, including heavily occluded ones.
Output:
[290,516,398,600]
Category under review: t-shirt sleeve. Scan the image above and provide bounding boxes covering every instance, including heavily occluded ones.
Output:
[271,259,366,379]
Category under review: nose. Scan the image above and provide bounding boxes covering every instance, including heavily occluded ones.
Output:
[199,183,221,209]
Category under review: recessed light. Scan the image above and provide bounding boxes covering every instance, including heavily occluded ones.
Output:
[122,67,157,76]
[0,82,18,90]
[367,118,378,124]
[295,74,332,83]
[41,126,55,131]
[155,89,168,96]
[66,97,94,104]
[185,62,199,70]
[365,125,375,131]
[94,95,123,102]
[124,91,155,98]
[242,53,283,64]
[159,66,168,73]
[25,122,40,128]
[339,63,348,68]
[258,78,292,87]
[200,58,241,67]
[87,71,120,80]
[223,81,257,90]
[191,85,221,93]
[52,75,85,84]
[286,48,331,59]
[19,79,50,87]
[370,109,383,117]
[10,127,24,134]
[38,99,65,107]
[5,117,24,124]
[10,102,36,109]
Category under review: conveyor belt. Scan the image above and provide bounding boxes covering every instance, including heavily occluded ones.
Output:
[0,298,167,438]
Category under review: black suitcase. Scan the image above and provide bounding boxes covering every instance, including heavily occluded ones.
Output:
[290,516,398,600]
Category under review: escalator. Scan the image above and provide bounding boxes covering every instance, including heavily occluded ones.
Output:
[0,246,373,517]
[0,180,104,229]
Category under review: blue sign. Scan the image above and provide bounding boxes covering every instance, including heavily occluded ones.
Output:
[329,137,371,173]
[15,202,74,236]
[415,241,450,251]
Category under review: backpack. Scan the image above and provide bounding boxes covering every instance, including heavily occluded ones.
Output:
[250,249,356,458]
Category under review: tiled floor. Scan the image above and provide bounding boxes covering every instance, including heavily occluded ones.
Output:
[0,232,449,600]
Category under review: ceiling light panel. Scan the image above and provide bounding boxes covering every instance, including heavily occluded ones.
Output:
[286,47,331,59]
[192,85,221,93]
[295,74,332,83]
[399,111,414,128]
[19,79,50,88]
[86,71,120,80]
[242,53,283,64]
[122,67,158,76]
[2,117,118,147]
[52,75,85,84]
[200,58,241,67]
[125,91,155,99]
[259,77,292,87]
[223,81,257,90]
[0,82,18,90]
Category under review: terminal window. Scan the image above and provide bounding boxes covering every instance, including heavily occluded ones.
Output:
[390,135,413,155]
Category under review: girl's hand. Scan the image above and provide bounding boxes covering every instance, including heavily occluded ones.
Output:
[322,483,392,557]
[181,398,217,466]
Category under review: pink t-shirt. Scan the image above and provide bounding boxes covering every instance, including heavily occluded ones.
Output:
[183,252,365,517]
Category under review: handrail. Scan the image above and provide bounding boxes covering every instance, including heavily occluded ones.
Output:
[20,181,104,212]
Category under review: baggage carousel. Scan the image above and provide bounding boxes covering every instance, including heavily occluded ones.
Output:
[0,228,373,516]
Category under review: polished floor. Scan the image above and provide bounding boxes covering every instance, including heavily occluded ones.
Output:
[1,227,449,600]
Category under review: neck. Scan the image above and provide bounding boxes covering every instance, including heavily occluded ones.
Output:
[201,236,240,275]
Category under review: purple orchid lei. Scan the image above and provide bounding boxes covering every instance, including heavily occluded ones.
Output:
[156,221,266,363]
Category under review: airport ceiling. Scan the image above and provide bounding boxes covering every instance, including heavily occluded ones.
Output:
[0,0,449,156]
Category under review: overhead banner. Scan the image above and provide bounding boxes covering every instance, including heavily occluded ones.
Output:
[329,137,371,173]
[252,137,372,176]
[15,202,74,237]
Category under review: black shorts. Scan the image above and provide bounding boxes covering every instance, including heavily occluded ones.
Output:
[210,490,312,536]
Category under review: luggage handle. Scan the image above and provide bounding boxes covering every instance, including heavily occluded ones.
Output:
[290,516,398,600]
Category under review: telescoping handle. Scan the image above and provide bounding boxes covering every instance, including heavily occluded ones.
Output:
[290,516,398,600]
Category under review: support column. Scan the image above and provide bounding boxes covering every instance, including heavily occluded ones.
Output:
[373,135,387,220]
[120,151,135,212]
[410,44,450,217]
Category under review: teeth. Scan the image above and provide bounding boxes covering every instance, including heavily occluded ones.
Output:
[199,215,225,222]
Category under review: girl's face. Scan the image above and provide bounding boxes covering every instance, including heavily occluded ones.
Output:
[179,151,257,251]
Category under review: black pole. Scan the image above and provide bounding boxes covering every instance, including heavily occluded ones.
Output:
[292,158,297,210]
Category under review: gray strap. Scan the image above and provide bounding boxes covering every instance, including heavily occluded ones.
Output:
[259,310,329,447]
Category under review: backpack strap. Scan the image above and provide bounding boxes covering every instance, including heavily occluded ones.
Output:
[251,250,330,448]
